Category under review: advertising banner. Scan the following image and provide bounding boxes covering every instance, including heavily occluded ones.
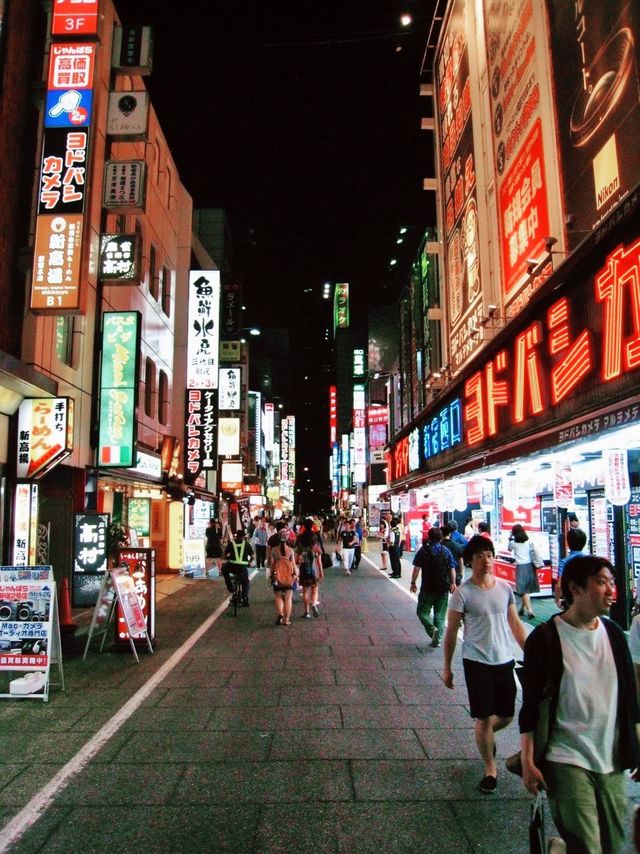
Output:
[38,128,89,215]
[187,270,221,388]
[0,566,54,671]
[333,283,350,331]
[547,1,640,245]
[98,312,140,467]
[435,0,483,371]
[218,417,240,456]
[128,499,150,537]
[220,461,243,491]
[114,549,156,642]
[184,389,218,483]
[483,0,553,307]
[17,397,73,479]
[12,484,38,567]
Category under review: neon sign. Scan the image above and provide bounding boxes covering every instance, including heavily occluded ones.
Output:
[423,398,462,460]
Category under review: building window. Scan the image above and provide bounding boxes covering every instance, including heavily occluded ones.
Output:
[161,266,172,316]
[158,370,169,425]
[55,316,74,366]
[149,244,158,299]
[144,357,156,417]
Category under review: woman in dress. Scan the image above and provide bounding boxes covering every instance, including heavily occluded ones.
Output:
[508,523,539,619]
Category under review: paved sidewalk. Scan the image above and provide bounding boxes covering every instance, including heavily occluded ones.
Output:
[0,550,638,852]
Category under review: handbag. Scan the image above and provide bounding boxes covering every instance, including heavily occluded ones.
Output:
[529,791,546,854]
[529,542,544,569]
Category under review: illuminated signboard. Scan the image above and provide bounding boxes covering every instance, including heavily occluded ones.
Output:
[52,0,99,36]
[218,367,241,410]
[187,270,221,389]
[353,348,366,377]
[435,0,484,371]
[341,433,350,489]
[31,214,84,310]
[17,397,73,479]
[107,90,149,138]
[249,391,262,472]
[333,283,350,332]
[112,25,154,76]
[408,428,420,472]
[38,128,88,215]
[218,417,240,457]
[115,548,156,642]
[423,398,463,460]
[99,233,139,281]
[353,384,366,480]
[264,403,274,452]
[45,43,95,129]
[128,498,151,537]
[103,160,146,210]
[185,389,217,483]
[72,513,108,605]
[98,312,140,467]
[329,385,337,446]
[221,279,242,336]
[331,442,339,496]
[287,415,296,484]
[12,484,38,566]
[220,461,243,490]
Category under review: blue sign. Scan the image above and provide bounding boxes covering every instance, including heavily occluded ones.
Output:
[45,88,93,128]
[423,398,462,462]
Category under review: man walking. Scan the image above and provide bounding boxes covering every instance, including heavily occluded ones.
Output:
[252,517,268,568]
[443,535,526,793]
[410,527,456,647]
[441,524,465,585]
[519,555,640,853]
[379,511,391,572]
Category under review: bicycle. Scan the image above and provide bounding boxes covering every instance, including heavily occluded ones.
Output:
[229,575,243,617]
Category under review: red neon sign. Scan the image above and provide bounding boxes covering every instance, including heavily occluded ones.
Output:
[52,1,99,37]
[329,386,337,447]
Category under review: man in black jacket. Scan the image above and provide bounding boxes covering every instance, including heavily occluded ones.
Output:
[519,555,640,853]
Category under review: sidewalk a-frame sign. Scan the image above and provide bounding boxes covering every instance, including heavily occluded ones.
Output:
[83,566,153,663]
[0,566,64,702]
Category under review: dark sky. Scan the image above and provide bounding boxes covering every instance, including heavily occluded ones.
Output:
[114,1,436,330]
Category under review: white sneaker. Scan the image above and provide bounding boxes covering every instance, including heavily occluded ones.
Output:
[345,569,352,575]
[547,839,567,854]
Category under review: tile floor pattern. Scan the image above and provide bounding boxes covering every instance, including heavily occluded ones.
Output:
[0,551,639,852]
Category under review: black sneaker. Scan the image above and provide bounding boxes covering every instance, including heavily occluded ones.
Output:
[241,599,250,607]
[430,628,440,648]
[479,775,497,794]
[311,604,319,618]
[302,611,310,619]
[275,615,282,625]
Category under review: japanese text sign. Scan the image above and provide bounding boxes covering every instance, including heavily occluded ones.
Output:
[51,1,99,36]
[187,270,221,388]
[99,233,139,281]
[98,312,140,467]
[17,397,73,479]
[103,160,146,210]
[73,513,108,576]
[184,389,218,483]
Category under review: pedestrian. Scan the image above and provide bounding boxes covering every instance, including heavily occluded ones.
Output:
[409,526,456,647]
[441,524,465,585]
[478,521,492,539]
[296,521,323,618]
[353,518,363,570]
[421,514,431,546]
[379,511,391,572]
[221,529,253,607]
[519,555,640,853]
[204,518,223,574]
[508,523,540,619]
[442,535,526,793]
[448,519,468,549]
[387,516,402,578]
[252,517,268,568]
[464,516,475,538]
[567,511,580,529]
[555,527,587,606]
[268,530,298,626]
[340,519,358,575]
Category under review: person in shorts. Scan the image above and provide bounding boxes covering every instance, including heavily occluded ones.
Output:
[442,535,526,794]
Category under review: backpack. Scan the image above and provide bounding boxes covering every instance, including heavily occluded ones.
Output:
[422,545,452,594]
[272,549,295,588]
[299,548,318,581]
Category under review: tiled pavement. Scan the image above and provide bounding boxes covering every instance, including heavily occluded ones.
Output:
[0,547,638,852]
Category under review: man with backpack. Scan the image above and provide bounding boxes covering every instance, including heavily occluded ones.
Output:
[221,529,253,607]
[441,524,465,585]
[410,526,456,647]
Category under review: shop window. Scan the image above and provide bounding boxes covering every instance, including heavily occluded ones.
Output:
[158,370,169,425]
[161,266,172,316]
[55,316,74,366]
[144,357,156,417]
[148,244,158,299]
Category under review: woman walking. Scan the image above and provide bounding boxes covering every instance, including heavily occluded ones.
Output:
[508,523,539,619]
[268,530,298,625]
[297,519,324,618]
[205,519,223,574]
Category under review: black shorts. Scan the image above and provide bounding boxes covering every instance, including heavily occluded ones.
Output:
[462,659,516,720]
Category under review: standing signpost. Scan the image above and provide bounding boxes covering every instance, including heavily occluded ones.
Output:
[83,566,153,663]
[0,566,64,702]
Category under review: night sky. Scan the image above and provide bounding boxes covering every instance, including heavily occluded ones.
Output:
[114,1,436,329]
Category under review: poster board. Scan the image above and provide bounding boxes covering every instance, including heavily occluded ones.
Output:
[83,567,153,663]
[0,566,64,702]
[182,539,206,578]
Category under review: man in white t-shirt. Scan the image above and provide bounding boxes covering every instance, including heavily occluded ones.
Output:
[443,535,527,794]
[520,555,640,853]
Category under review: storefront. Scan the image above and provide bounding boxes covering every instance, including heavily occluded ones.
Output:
[387,188,640,626]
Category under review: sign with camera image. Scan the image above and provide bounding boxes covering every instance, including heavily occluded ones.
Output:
[0,566,64,702]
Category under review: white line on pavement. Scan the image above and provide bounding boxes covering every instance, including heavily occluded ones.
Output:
[360,553,418,600]
[0,570,257,853]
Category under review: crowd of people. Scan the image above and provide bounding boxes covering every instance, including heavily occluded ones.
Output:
[203,508,640,852]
